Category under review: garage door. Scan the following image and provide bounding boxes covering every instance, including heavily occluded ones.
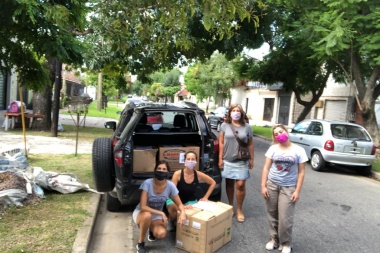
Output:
[324,100,347,121]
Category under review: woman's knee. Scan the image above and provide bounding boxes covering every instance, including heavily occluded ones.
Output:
[153,226,167,239]
[235,180,246,191]
[137,211,152,225]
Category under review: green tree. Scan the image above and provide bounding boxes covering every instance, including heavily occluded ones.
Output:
[185,52,238,112]
[234,0,380,145]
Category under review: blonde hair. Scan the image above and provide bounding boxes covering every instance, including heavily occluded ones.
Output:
[271,124,289,144]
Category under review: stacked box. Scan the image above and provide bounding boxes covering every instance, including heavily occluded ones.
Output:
[159,146,200,171]
[133,146,158,173]
[176,201,233,253]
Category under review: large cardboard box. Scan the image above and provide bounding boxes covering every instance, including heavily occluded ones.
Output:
[175,201,233,253]
[133,146,158,173]
[159,146,200,171]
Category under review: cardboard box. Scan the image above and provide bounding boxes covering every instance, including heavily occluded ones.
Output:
[176,201,233,253]
[133,147,158,173]
[159,146,200,171]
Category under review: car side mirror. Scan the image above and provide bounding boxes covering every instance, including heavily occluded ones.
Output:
[104,121,117,131]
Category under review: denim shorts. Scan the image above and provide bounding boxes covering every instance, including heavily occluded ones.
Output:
[221,160,250,180]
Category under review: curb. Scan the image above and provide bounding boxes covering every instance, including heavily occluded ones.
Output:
[71,193,102,253]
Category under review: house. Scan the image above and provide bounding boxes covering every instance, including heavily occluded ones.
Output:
[230,77,359,127]
[0,65,86,111]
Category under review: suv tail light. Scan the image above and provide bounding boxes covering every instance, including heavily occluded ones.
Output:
[371,145,377,155]
[324,140,334,151]
[115,150,123,167]
[213,138,219,153]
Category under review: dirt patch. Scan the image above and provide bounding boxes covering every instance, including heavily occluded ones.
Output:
[0,171,41,209]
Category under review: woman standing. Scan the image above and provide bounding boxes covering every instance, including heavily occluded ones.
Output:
[166,151,216,229]
[133,160,187,253]
[261,124,308,253]
[218,104,254,223]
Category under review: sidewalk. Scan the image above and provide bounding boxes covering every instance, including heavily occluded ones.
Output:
[0,111,116,154]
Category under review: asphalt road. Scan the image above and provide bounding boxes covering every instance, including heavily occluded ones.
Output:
[89,135,380,253]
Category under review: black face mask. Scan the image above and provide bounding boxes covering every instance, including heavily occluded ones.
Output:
[154,171,168,181]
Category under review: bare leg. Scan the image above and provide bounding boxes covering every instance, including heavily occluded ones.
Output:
[150,219,168,239]
[136,211,152,243]
[225,178,235,207]
[236,180,246,222]
[167,203,178,221]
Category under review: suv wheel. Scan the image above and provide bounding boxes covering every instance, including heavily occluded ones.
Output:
[311,151,325,171]
[106,192,121,212]
[92,137,115,192]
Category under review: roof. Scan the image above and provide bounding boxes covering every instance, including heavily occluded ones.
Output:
[176,89,189,96]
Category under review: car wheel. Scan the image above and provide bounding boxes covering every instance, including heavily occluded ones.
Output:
[92,137,115,192]
[311,151,325,171]
[106,192,121,212]
[356,165,372,176]
[217,122,221,132]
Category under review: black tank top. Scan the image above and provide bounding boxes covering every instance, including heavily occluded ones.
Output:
[178,169,199,204]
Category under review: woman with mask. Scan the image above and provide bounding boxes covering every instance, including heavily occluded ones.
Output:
[261,124,307,253]
[218,104,254,223]
[166,151,216,230]
[133,160,187,253]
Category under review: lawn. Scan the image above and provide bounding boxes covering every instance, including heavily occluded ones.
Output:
[0,154,94,253]
[61,100,122,120]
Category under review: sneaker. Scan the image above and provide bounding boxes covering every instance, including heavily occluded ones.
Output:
[281,246,292,253]
[167,219,175,232]
[278,245,283,251]
[136,241,146,253]
[265,240,279,250]
[148,229,156,242]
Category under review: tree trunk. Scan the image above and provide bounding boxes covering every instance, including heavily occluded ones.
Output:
[51,60,62,137]
[32,58,55,131]
[359,95,380,156]
[32,85,52,131]
[97,71,102,110]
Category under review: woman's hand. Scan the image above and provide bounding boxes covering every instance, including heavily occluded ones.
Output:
[261,186,269,199]
[177,212,187,227]
[291,191,300,202]
[249,159,254,169]
[161,211,168,225]
[184,205,193,210]
[218,160,224,170]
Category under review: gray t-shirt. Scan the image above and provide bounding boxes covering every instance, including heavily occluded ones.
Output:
[134,178,179,212]
[265,144,308,187]
[221,122,253,162]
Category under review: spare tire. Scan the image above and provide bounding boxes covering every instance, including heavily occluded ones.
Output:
[92,137,115,192]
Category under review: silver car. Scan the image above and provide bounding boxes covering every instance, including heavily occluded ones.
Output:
[289,119,376,175]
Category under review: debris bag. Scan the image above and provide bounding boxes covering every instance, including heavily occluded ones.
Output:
[30,167,97,194]
[0,149,29,171]
[0,189,27,208]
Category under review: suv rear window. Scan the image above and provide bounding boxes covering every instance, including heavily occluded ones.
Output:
[142,111,199,132]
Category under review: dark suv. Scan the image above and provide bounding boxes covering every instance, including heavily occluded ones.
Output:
[92,102,222,211]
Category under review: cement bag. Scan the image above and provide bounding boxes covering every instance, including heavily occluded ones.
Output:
[31,167,97,194]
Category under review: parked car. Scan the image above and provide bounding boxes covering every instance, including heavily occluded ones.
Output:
[289,119,376,175]
[208,106,229,131]
[92,102,222,211]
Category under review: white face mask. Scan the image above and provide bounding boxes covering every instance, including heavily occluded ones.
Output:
[184,160,197,169]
